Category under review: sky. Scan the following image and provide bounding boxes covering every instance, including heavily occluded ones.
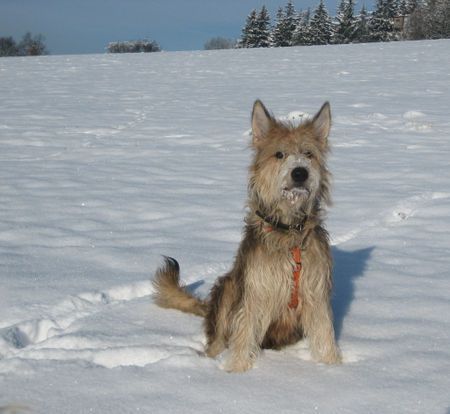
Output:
[0,0,374,55]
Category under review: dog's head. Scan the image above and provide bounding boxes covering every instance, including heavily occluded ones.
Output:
[249,100,332,223]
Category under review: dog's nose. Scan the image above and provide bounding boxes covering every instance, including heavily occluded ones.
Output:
[291,167,309,184]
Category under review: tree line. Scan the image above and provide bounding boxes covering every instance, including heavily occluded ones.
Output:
[106,39,161,53]
[0,32,48,57]
[237,0,449,49]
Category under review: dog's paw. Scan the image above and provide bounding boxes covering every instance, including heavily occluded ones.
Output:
[224,356,254,373]
[319,348,342,365]
[205,341,226,358]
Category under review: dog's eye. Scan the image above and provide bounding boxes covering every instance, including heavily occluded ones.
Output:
[304,151,313,159]
[275,152,284,159]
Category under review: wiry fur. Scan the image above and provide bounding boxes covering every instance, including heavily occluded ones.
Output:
[153,257,207,317]
[153,100,341,372]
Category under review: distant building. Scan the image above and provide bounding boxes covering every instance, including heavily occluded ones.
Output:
[394,15,408,31]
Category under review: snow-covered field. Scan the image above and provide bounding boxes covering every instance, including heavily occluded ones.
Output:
[0,40,449,413]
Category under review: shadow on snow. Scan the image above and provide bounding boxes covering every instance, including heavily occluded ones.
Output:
[332,246,374,340]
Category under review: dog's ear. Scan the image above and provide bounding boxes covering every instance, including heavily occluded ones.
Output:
[312,102,331,147]
[252,100,272,146]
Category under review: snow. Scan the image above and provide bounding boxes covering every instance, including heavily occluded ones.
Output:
[0,40,449,413]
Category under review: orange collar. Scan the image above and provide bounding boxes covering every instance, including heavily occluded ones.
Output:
[288,246,302,309]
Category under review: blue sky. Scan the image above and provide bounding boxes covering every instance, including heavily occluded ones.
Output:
[1,0,374,54]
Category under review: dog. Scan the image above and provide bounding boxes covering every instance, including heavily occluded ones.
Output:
[153,100,341,372]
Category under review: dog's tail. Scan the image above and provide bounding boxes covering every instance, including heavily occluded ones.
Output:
[152,256,208,317]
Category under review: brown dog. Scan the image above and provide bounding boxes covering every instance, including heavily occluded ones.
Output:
[153,100,341,372]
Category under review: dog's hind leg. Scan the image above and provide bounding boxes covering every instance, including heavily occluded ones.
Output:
[204,276,234,358]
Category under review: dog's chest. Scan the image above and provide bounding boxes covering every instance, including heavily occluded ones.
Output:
[244,242,297,305]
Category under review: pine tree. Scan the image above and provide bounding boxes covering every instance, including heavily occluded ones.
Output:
[271,7,286,46]
[256,5,272,47]
[334,0,358,43]
[284,0,297,45]
[398,0,408,15]
[368,0,398,42]
[241,9,259,48]
[271,1,297,47]
[309,0,334,45]
[292,9,312,45]
[354,4,371,42]
[240,6,273,48]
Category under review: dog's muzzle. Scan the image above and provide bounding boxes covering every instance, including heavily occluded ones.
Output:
[282,167,311,203]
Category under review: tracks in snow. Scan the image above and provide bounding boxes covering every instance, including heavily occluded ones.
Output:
[331,191,450,245]
[0,280,187,370]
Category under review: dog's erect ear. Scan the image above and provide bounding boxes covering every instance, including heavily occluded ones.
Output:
[252,100,272,146]
[312,102,331,147]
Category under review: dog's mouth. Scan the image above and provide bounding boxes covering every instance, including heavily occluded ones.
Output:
[281,185,310,204]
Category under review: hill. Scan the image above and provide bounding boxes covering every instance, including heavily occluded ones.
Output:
[0,40,449,413]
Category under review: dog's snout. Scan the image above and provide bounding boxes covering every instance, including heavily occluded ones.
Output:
[291,167,309,184]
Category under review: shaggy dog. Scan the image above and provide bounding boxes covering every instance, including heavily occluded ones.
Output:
[153,100,341,372]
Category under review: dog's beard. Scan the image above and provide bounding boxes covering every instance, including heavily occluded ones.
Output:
[281,186,310,206]
[278,167,320,214]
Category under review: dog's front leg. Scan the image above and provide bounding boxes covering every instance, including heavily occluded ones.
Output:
[301,299,342,365]
[225,306,267,373]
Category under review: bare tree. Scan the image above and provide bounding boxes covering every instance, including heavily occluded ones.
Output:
[0,33,48,57]
[18,33,48,56]
[204,37,237,50]
[405,0,450,39]
[106,39,161,53]
[0,37,18,56]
